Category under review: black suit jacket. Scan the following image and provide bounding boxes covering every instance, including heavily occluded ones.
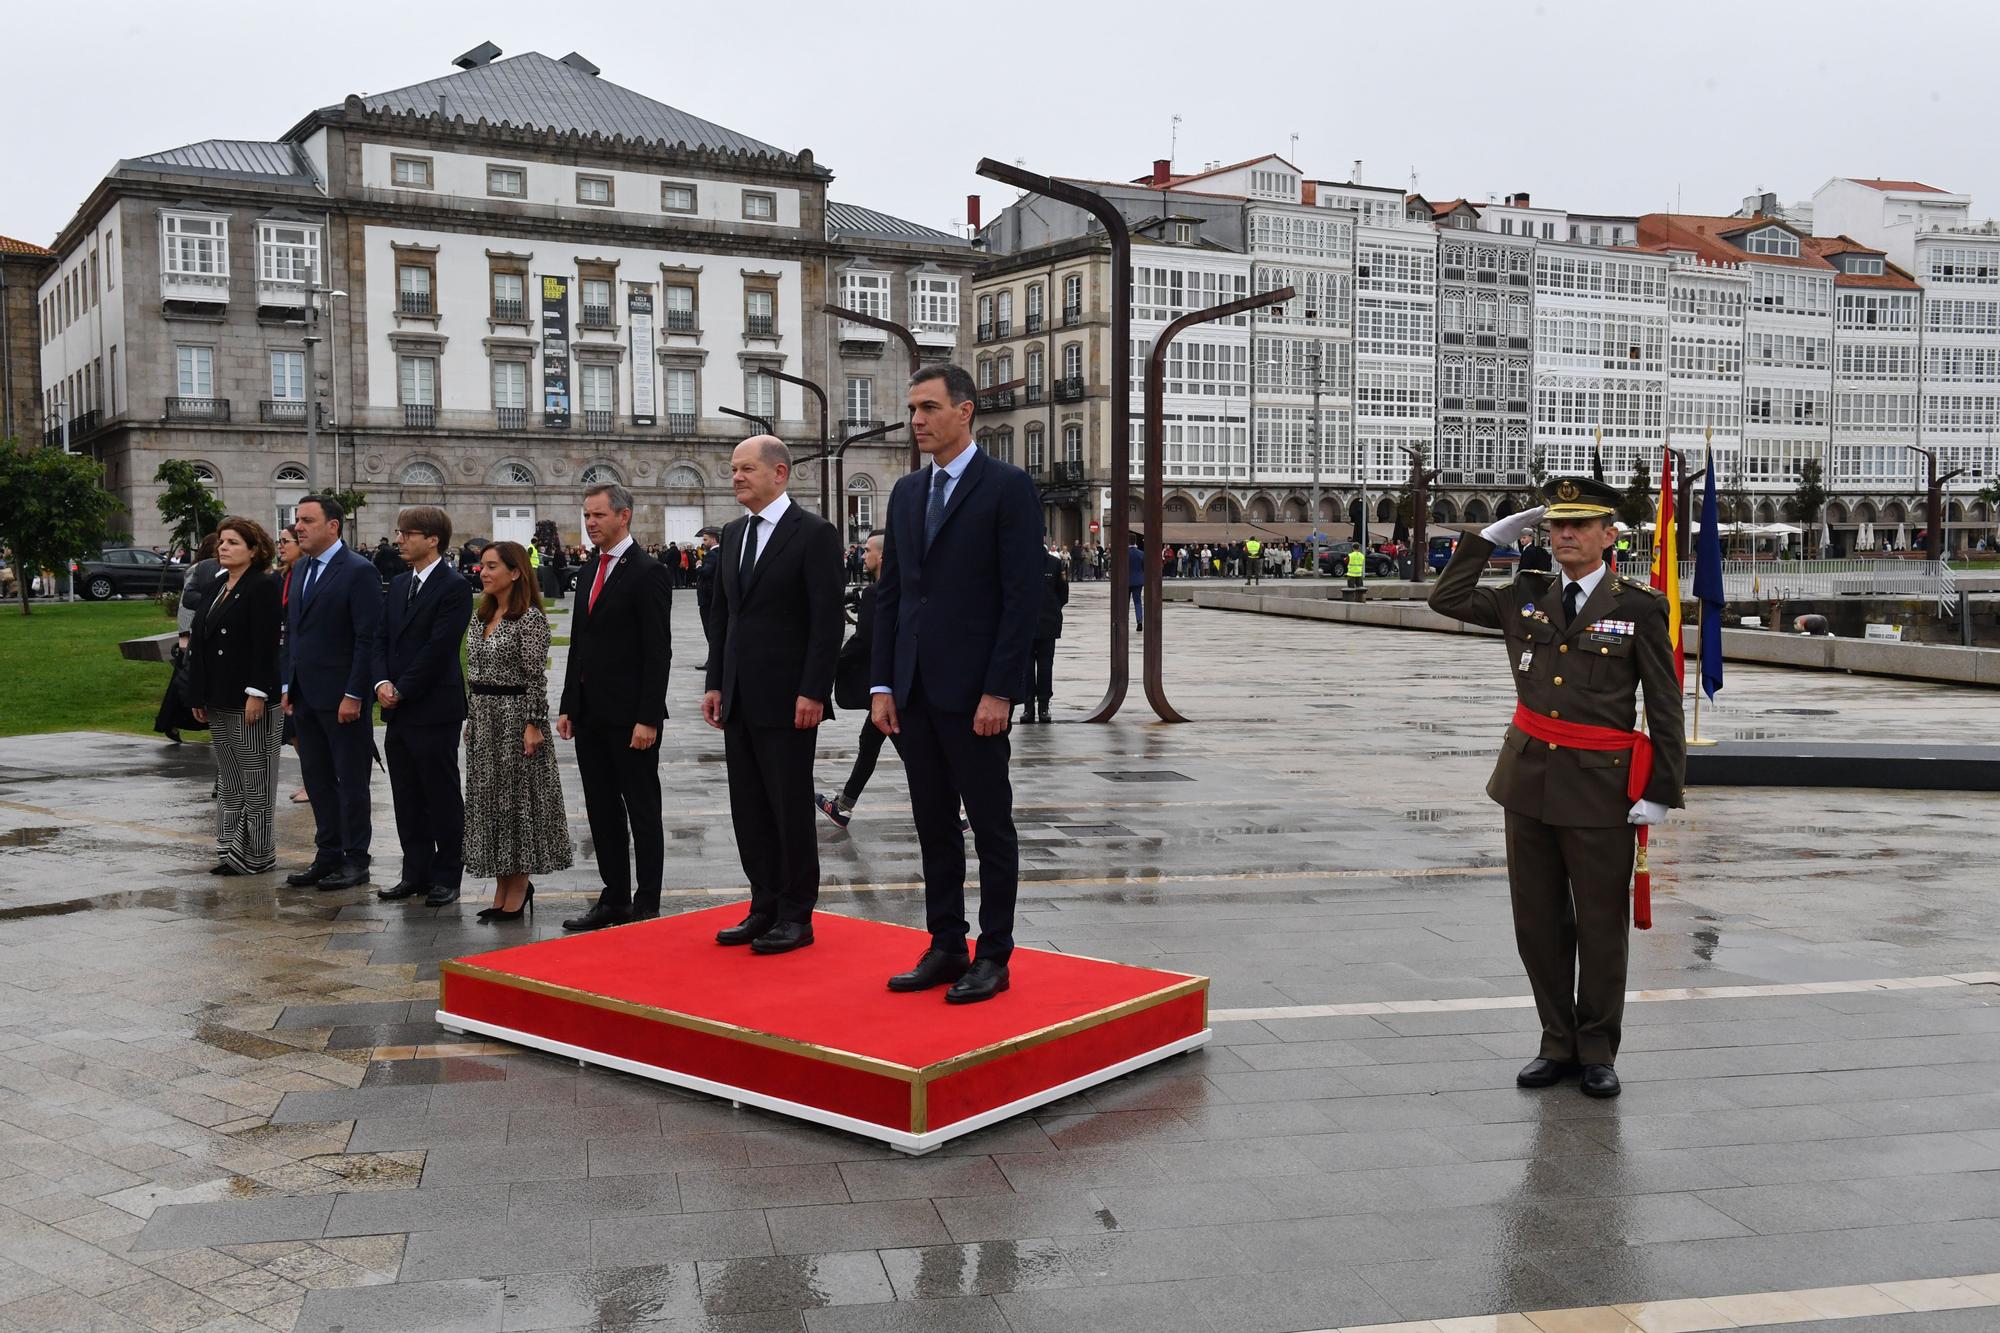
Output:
[376,564,473,727]
[1034,551,1069,640]
[282,544,384,711]
[833,581,876,710]
[187,569,281,708]
[872,448,1044,712]
[705,502,843,727]
[559,544,672,729]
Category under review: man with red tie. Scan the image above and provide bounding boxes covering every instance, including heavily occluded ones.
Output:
[558,483,673,931]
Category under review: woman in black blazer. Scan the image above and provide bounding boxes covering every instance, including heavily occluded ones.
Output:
[187,517,284,875]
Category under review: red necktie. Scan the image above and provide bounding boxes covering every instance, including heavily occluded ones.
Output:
[588,553,609,612]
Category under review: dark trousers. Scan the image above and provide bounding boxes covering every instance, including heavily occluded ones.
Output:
[292,698,373,867]
[1129,589,1144,629]
[724,720,820,924]
[575,723,664,912]
[840,717,887,808]
[385,719,463,888]
[1503,811,1637,1067]
[1025,638,1056,704]
[895,678,1018,963]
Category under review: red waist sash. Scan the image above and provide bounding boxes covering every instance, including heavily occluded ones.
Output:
[1510,703,1653,804]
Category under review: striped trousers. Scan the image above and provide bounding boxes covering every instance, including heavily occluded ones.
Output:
[210,706,282,874]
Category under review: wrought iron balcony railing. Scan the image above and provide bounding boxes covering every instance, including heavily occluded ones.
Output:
[166,397,230,422]
[402,403,436,428]
[259,399,306,424]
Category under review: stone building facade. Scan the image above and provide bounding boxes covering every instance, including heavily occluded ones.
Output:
[1,236,53,446]
[35,46,973,547]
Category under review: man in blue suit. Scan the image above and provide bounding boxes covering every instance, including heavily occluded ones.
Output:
[372,505,473,907]
[871,364,1043,1004]
[282,495,383,890]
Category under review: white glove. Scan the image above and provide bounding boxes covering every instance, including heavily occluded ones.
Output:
[1627,799,1667,826]
[1480,505,1547,547]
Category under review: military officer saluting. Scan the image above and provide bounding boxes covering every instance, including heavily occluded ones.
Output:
[1428,476,1684,1098]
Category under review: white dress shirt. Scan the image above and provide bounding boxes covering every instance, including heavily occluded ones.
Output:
[739,492,792,570]
[585,535,635,601]
[375,555,441,697]
[872,446,980,695]
[1560,561,1608,615]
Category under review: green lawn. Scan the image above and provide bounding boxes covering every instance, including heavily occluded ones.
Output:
[0,600,180,737]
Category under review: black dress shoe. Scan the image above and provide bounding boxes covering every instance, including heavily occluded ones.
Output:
[209,864,244,877]
[1580,1064,1621,1098]
[629,908,660,922]
[1516,1058,1578,1088]
[423,885,462,907]
[946,958,1010,1005]
[716,913,775,946]
[376,881,424,901]
[316,865,370,891]
[888,947,970,992]
[285,864,336,887]
[751,922,814,954]
[563,903,630,932]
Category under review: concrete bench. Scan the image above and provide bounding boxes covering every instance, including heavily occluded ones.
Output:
[119,631,179,664]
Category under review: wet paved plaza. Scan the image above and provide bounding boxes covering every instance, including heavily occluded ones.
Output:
[1,583,1998,1332]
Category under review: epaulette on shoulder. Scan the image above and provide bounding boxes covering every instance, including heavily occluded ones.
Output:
[1619,575,1662,595]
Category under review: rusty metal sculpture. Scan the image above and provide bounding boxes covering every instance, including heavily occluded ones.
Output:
[975,159,1134,723]
[1139,287,1294,722]
[821,303,924,472]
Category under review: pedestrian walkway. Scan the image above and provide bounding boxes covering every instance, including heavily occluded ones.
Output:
[0,586,1996,1330]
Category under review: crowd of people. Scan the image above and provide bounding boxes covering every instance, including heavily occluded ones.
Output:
[160,364,1068,1004]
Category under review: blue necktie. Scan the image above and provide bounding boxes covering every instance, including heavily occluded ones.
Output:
[300,557,323,607]
[923,468,950,549]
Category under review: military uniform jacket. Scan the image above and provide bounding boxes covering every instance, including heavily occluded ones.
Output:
[1428,534,1685,827]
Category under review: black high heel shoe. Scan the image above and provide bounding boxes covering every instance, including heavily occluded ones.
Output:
[484,882,535,923]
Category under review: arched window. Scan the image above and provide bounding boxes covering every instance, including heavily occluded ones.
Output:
[190,463,218,484]
[1063,424,1083,464]
[495,462,536,486]
[1063,273,1082,317]
[978,357,994,388]
[400,460,446,486]
[664,463,705,492]
[580,464,620,486]
[274,464,308,484]
[997,352,1012,385]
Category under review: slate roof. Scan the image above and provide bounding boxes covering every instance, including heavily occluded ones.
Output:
[353,52,794,162]
[0,235,54,257]
[122,139,316,184]
[1636,214,1836,271]
[826,202,969,248]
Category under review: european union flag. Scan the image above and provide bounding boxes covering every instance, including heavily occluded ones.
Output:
[1692,451,1726,700]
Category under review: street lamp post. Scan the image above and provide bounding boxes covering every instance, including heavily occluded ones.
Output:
[821,303,923,472]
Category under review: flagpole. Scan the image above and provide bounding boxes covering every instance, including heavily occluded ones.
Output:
[1689,425,1718,747]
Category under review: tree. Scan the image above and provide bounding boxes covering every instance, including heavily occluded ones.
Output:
[154,460,225,556]
[328,489,369,541]
[1618,458,1653,529]
[0,444,123,615]
[1528,447,1550,490]
[1783,458,1828,554]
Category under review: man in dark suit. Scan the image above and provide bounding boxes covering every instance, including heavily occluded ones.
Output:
[702,437,844,954]
[1018,546,1069,724]
[872,364,1043,1004]
[559,482,673,931]
[694,526,721,670]
[281,495,384,890]
[372,505,473,907]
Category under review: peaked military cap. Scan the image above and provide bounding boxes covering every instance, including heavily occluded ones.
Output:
[1541,475,1621,520]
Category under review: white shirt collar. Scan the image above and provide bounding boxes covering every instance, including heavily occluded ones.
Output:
[319,538,345,565]
[929,444,978,484]
[1562,561,1608,604]
[748,491,792,525]
[601,535,634,561]
[410,555,439,586]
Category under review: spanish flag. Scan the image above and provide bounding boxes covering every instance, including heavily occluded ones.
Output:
[1649,448,1683,687]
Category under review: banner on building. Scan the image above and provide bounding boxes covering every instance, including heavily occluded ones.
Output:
[629,288,657,427]
[541,275,570,430]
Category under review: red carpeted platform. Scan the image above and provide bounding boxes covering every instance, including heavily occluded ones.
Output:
[435,905,1210,1153]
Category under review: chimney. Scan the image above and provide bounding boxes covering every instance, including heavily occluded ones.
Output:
[1152,158,1172,186]
[966,194,981,231]
[1511,191,1531,208]
[1352,159,1364,184]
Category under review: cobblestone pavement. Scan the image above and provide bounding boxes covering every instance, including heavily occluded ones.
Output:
[0,583,1997,1332]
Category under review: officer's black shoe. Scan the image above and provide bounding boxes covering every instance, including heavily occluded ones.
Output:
[716,913,775,946]
[1036,700,1051,723]
[423,884,461,908]
[285,863,337,887]
[888,947,970,992]
[751,922,814,955]
[946,958,1010,1005]
[376,881,424,901]
[1579,1064,1621,1098]
[563,903,630,932]
[1516,1058,1578,1088]
[317,864,370,891]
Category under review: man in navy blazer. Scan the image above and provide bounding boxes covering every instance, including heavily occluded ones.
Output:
[871,364,1043,1004]
[372,506,473,907]
[281,495,384,890]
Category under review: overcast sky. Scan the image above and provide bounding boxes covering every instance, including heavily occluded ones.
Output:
[6,0,1998,248]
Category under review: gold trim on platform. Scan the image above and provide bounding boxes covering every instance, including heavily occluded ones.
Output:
[440,960,922,1082]
[917,977,1209,1085]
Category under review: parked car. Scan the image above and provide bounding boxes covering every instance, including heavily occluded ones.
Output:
[1316,542,1396,578]
[73,548,188,601]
